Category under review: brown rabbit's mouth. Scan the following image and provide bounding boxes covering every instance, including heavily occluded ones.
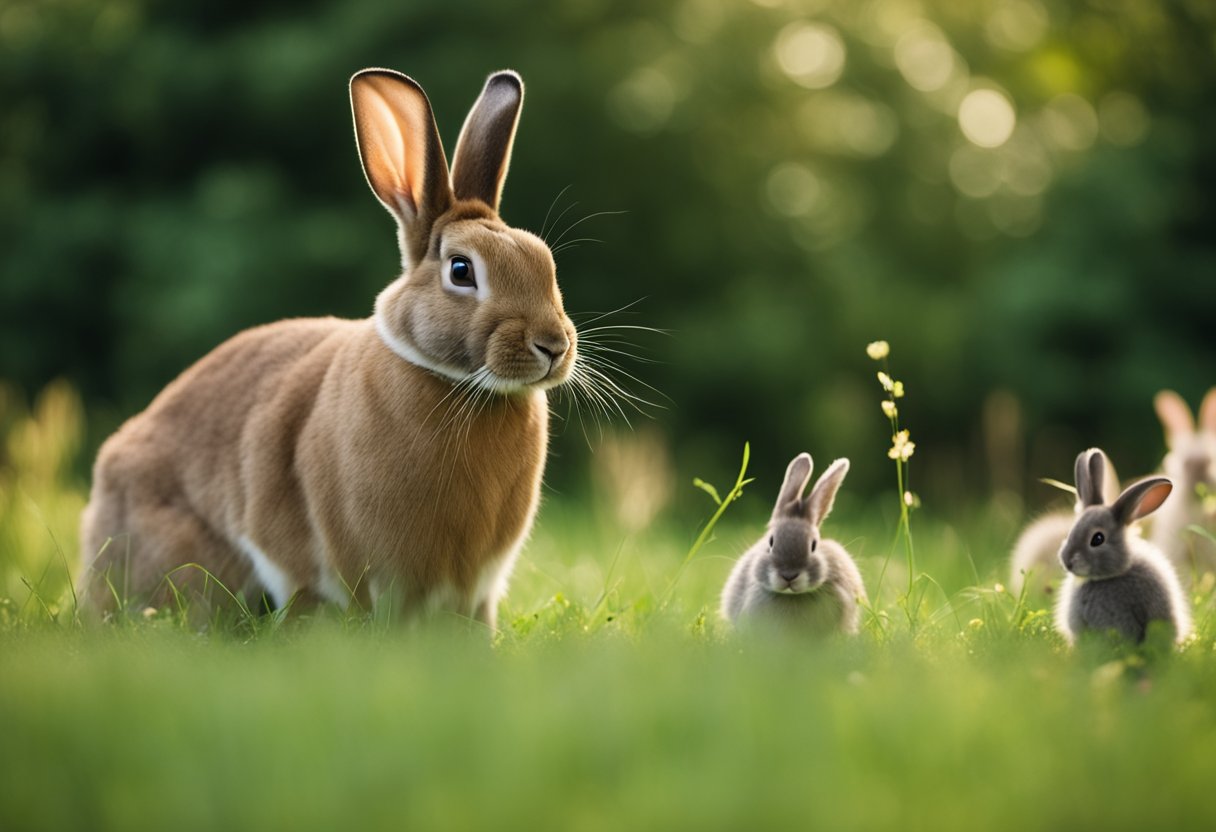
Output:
[479,321,577,393]
[475,356,575,394]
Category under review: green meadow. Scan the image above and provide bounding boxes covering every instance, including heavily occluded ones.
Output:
[5,1,1216,829]
[2,385,1215,831]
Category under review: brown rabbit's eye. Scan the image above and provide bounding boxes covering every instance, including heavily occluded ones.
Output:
[448,256,476,289]
[811,540,817,552]
[1090,531,1105,547]
[768,536,774,549]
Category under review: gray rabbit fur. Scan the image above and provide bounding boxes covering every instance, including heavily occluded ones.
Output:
[1054,448,1192,646]
[721,453,867,636]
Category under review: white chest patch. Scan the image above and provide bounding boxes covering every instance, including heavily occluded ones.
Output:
[236,536,294,608]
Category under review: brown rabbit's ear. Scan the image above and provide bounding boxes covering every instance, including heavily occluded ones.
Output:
[350,69,453,265]
[1199,387,1216,435]
[1075,448,1107,507]
[773,453,813,519]
[1112,477,1173,526]
[450,71,523,212]
[1154,390,1194,445]
[806,458,850,527]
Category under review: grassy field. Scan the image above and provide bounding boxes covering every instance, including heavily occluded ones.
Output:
[3,386,1216,830]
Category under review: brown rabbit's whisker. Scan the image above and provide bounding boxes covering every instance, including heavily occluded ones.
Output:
[577,323,671,337]
[429,371,493,465]
[430,368,496,517]
[569,296,649,326]
[542,200,580,247]
[578,364,662,418]
[553,376,605,451]
[565,364,626,426]
[575,381,633,430]
[578,341,661,364]
[570,357,655,422]
[550,209,627,251]
[577,342,662,366]
[539,183,574,242]
[576,351,669,406]
[420,368,482,428]
[404,369,483,462]
[551,237,603,256]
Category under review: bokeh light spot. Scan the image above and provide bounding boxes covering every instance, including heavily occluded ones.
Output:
[985,0,1049,52]
[774,22,846,90]
[608,68,676,134]
[1001,128,1053,196]
[894,21,957,92]
[948,146,1002,198]
[1040,93,1098,151]
[958,88,1016,148]
[765,162,822,217]
[797,93,899,157]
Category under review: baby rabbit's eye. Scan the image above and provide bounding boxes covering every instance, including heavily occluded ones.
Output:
[1090,531,1105,547]
[811,540,817,552]
[768,535,774,549]
[447,256,477,290]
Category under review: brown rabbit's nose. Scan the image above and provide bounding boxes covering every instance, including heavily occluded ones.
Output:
[531,332,570,364]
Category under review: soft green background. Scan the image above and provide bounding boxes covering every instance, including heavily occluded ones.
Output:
[3,0,1214,504]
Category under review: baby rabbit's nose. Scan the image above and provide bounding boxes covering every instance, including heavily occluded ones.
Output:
[778,569,801,584]
[1185,454,1211,481]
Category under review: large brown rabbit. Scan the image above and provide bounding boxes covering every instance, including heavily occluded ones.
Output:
[78,68,577,628]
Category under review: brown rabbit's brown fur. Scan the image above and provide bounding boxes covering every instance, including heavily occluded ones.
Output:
[79,69,576,628]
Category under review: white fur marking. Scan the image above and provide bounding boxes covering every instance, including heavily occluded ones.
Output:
[471,545,522,617]
[317,569,349,607]
[236,536,294,608]
[373,282,553,397]
[373,278,472,383]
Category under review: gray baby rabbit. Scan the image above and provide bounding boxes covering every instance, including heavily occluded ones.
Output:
[1055,448,1192,647]
[721,453,867,636]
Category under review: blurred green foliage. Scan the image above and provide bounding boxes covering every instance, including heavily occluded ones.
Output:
[2,0,1214,507]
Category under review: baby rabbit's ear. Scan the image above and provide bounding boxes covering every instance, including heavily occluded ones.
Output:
[1111,477,1173,526]
[773,453,814,519]
[1154,390,1195,446]
[350,69,454,266]
[451,71,524,212]
[807,458,850,527]
[1199,387,1216,435]
[1075,448,1107,507]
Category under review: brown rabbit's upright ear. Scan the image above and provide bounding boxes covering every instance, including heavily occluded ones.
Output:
[450,71,523,212]
[806,458,850,527]
[1075,448,1107,507]
[1198,387,1216,435]
[1154,390,1195,446]
[773,453,813,520]
[350,69,453,266]
[1112,477,1173,526]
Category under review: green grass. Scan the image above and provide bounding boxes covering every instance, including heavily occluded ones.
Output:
[4,501,1216,831]
[4,605,1216,831]
[3,392,1216,830]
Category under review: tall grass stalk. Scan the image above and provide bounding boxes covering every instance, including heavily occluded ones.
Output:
[660,442,754,608]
